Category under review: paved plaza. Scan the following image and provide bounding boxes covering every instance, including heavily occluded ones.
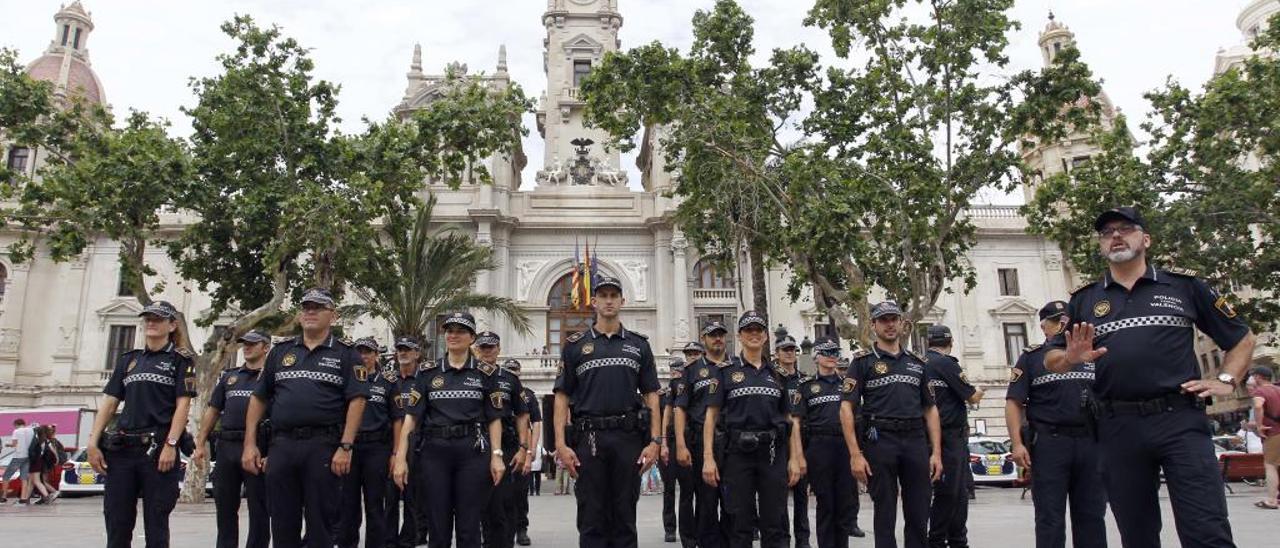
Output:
[0,483,1273,546]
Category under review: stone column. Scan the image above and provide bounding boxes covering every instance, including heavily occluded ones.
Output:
[652,230,672,353]
[671,232,691,346]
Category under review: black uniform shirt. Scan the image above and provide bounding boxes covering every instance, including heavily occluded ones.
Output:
[925,350,976,429]
[673,356,726,427]
[395,370,419,415]
[104,342,196,432]
[521,387,542,424]
[208,365,264,431]
[554,325,660,416]
[848,345,935,419]
[1007,345,1095,426]
[793,373,856,429]
[660,388,675,436]
[708,356,791,432]
[357,366,401,433]
[777,366,806,416]
[253,334,368,430]
[404,356,501,427]
[492,365,528,421]
[1052,266,1249,400]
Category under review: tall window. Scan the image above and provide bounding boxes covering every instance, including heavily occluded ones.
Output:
[1002,323,1028,366]
[73,28,82,49]
[61,25,70,46]
[998,268,1020,296]
[117,267,135,297]
[105,325,137,369]
[573,60,592,88]
[0,263,7,302]
[6,147,31,182]
[693,260,733,289]
[547,273,593,357]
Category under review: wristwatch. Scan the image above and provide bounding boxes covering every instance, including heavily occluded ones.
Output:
[1217,373,1238,388]
[493,449,505,457]
[339,442,355,452]
[165,437,178,447]
[650,437,663,446]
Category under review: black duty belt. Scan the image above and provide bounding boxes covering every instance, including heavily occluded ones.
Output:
[273,425,341,440]
[423,423,480,439]
[356,430,392,444]
[1099,393,1204,417]
[866,417,925,432]
[574,412,643,432]
[803,426,843,437]
[1031,421,1090,438]
[217,430,246,442]
[103,430,156,450]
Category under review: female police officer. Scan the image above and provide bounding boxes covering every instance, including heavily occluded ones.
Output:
[85,300,196,548]
[392,312,506,548]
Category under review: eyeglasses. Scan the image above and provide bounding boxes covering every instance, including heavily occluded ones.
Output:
[1097,224,1140,238]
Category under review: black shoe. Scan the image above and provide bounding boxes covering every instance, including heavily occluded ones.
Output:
[849,526,866,538]
[796,543,812,548]
[665,532,677,543]
[517,530,532,546]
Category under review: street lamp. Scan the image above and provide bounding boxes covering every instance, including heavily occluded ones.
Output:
[774,324,788,343]
[800,336,814,356]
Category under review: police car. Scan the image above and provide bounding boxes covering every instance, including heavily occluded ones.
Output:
[59,447,213,496]
[968,436,1019,486]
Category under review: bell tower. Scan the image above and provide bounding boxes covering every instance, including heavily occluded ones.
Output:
[534,0,629,189]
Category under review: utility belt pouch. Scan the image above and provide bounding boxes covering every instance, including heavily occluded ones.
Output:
[256,419,272,458]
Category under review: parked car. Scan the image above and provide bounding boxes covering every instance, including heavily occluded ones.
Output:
[968,436,1019,486]
[59,447,213,496]
[2,447,69,495]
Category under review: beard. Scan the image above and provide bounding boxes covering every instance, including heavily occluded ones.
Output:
[1105,247,1139,263]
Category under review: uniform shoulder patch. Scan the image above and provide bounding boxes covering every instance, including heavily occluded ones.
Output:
[905,349,925,362]
[851,349,872,360]
[1069,280,1097,295]
[175,347,195,359]
[478,362,497,376]
[338,337,355,347]
[566,331,585,343]
[1164,266,1198,278]
[382,370,399,384]
[1023,343,1043,352]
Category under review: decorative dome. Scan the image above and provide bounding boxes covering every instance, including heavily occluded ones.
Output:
[23,1,105,105]
[1044,11,1066,32]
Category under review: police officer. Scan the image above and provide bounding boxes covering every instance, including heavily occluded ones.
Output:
[335,337,400,548]
[660,349,697,546]
[476,331,530,548]
[775,335,812,548]
[702,310,805,548]
[389,336,429,548]
[193,329,272,548]
[242,288,370,548]
[553,276,663,548]
[793,336,856,548]
[846,301,942,548]
[86,300,196,548]
[393,312,506,548]
[1047,206,1256,547]
[1006,301,1106,548]
[674,322,732,548]
[924,326,982,548]
[832,354,863,540]
[506,359,541,547]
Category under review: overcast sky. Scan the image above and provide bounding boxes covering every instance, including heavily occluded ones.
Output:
[0,1,1256,201]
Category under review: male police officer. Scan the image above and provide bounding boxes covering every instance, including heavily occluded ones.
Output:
[1047,206,1255,547]
[507,359,541,547]
[660,347,699,546]
[477,331,530,548]
[1006,301,1106,548]
[389,336,429,548]
[846,302,942,548]
[674,322,732,548]
[775,335,812,548]
[794,336,856,548]
[924,325,982,548]
[194,329,272,548]
[336,337,400,548]
[554,276,662,548]
[242,288,369,548]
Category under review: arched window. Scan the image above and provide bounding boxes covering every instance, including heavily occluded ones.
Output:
[693,260,734,289]
[546,273,593,357]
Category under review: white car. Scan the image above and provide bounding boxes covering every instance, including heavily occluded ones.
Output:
[59,447,214,496]
[968,436,1019,486]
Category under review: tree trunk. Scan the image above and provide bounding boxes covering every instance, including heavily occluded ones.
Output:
[749,244,769,316]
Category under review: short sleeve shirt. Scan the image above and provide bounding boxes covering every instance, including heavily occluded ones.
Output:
[925,350,976,428]
[848,345,935,420]
[253,334,368,430]
[793,373,856,429]
[554,325,661,416]
[209,366,265,431]
[357,366,401,433]
[521,388,542,424]
[1053,266,1250,400]
[1006,345,1094,427]
[492,366,528,423]
[1252,384,1280,433]
[673,356,726,427]
[404,357,502,428]
[707,356,791,432]
[104,342,197,432]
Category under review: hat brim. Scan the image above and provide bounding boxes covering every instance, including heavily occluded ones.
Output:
[1093,211,1142,231]
[738,320,768,331]
[776,344,799,350]
[441,319,477,334]
[299,298,336,309]
[238,336,270,344]
[139,311,176,319]
[702,327,728,336]
[1039,312,1066,321]
[394,344,421,351]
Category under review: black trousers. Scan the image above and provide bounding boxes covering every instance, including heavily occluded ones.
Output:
[721,439,789,548]
[783,475,810,547]
[103,446,182,548]
[689,428,728,548]
[421,435,494,548]
[267,437,341,548]
[515,470,531,531]
[659,455,696,546]
[864,428,931,548]
[336,439,392,548]
[1099,407,1230,548]
[1029,427,1107,548]
[928,428,970,548]
[805,436,855,548]
[387,440,428,548]
[213,440,269,548]
[573,428,645,548]
[483,446,519,548]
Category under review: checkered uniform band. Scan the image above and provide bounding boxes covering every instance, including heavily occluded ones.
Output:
[443,317,477,331]
[865,374,921,389]
[368,393,387,404]
[727,386,782,400]
[227,389,254,399]
[693,378,717,391]
[575,357,641,376]
[1093,315,1192,337]
[276,370,344,385]
[428,389,484,401]
[1032,371,1097,386]
[807,394,843,406]
[123,373,175,387]
[928,379,947,388]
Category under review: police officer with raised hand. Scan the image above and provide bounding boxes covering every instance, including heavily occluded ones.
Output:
[1046,206,1256,547]
[674,322,732,548]
[242,288,369,548]
[393,312,506,548]
[389,336,429,548]
[845,301,942,548]
[506,359,541,547]
[86,300,196,548]
[924,325,982,548]
[1006,301,1106,548]
[336,337,400,548]
[553,276,663,548]
[774,335,812,548]
[476,331,531,548]
[660,348,697,546]
[794,337,857,548]
[702,310,805,548]
[193,329,272,548]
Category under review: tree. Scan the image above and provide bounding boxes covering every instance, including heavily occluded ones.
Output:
[582,0,1100,344]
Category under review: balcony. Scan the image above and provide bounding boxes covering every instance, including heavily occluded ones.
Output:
[692,288,737,306]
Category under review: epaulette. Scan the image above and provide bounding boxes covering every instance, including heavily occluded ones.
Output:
[175,347,195,359]
[382,370,398,384]
[1023,343,1043,352]
[1069,280,1097,295]
[905,349,925,362]
[1164,267,1198,278]
[477,362,497,376]
[566,331,585,343]
[338,337,355,347]
[852,349,872,360]
[632,331,649,340]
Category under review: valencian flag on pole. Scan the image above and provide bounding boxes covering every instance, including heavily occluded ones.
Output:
[584,240,593,307]
[571,236,583,310]
[591,235,601,294]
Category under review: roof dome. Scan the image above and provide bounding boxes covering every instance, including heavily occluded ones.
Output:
[24,2,106,105]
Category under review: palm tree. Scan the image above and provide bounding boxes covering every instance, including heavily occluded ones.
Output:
[348,193,531,345]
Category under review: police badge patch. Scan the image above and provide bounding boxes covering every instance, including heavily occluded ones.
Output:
[791,392,802,407]
[127,359,137,373]
[1214,296,1238,319]
[676,384,686,396]
[227,375,238,386]
[1093,300,1111,318]
[1010,368,1024,383]
[842,378,857,393]
[810,384,822,394]
[355,367,368,382]
[431,376,445,389]
[283,353,298,367]
[408,389,422,406]
[873,362,889,375]
[491,392,504,410]
[699,368,710,378]
[708,380,719,394]
[582,343,594,356]
[730,372,745,383]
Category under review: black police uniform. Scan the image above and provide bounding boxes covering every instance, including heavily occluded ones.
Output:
[254,333,368,548]
[405,354,503,548]
[208,365,270,548]
[709,354,793,548]
[924,348,976,548]
[390,366,427,548]
[775,356,811,548]
[336,358,401,548]
[482,362,528,548]
[794,372,857,548]
[514,386,542,542]
[101,340,196,548]
[848,344,935,548]
[1054,264,1248,547]
[659,382,696,547]
[554,323,661,548]
[673,352,730,548]
[1008,343,1106,548]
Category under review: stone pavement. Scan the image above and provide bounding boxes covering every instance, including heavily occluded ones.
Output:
[0,483,1273,546]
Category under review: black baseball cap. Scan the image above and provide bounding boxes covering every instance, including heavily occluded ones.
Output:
[441,312,477,334]
[1039,300,1068,321]
[1250,366,1275,381]
[701,321,729,336]
[682,341,705,354]
[300,288,337,308]
[870,301,903,320]
[813,336,840,355]
[139,300,178,320]
[236,330,271,345]
[503,359,522,372]
[354,337,380,352]
[592,276,624,294]
[926,325,952,345]
[776,336,799,350]
[476,331,501,347]
[738,310,767,331]
[1094,206,1145,231]
[394,336,421,351]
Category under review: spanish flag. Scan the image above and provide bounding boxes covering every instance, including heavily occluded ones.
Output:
[571,237,582,310]
[584,240,593,307]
